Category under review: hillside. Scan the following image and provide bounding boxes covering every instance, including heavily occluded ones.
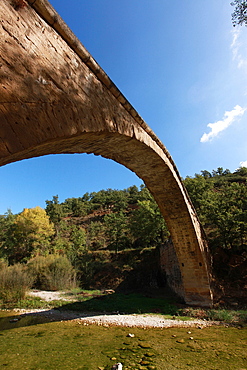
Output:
[0,168,247,305]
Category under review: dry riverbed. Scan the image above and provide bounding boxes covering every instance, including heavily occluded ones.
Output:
[15,290,221,329]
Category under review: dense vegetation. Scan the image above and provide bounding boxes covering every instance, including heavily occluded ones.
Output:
[231,0,247,26]
[0,167,247,303]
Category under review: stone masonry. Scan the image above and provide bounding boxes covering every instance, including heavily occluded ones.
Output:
[0,0,213,306]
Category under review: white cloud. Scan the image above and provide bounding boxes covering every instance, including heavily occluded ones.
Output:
[240,160,247,167]
[200,105,246,143]
[231,28,247,70]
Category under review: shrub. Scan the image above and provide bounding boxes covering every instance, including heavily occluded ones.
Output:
[0,263,31,302]
[27,254,77,291]
[0,259,8,271]
[207,309,234,322]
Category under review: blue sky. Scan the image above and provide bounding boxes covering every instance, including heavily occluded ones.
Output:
[1,0,247,214]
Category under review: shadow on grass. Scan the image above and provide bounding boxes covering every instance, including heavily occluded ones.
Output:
[0,291,179,332]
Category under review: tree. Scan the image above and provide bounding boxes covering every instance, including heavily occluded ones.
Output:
[5,207,55,263]
[184,169,247,252]
[234,166,247,177]
[199,183,247,251]
[104,211,129,253]
[231,0,247,26]
[67,226,87,265]
[62,197,88,217]
[130,200,169,248]
[200,170,212,179]
[45,196,66,225]
[87,221,106,250]
[0,210,16,261]
[183,175,213,215]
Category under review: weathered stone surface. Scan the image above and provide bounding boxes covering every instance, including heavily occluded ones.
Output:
[0,0,213,306]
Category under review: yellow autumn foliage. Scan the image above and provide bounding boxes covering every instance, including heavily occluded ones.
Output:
[15,206,55,255]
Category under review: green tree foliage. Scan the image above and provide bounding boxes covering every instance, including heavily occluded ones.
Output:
[64,198,88,217]
[231,0,247,26]
[67,226,87,265]
[183,175,214,214]
[45,195,67,227]
[87,221,106,250]
[184,167,247,252]
[130,200,169,247]
[0,210,16,261]
[1,169,247,291]
[104,211,130,253]
[200,182,247,251]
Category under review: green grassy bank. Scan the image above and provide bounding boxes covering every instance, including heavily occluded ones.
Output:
[0,310,246,370]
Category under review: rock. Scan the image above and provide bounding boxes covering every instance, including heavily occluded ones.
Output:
[112,363,122,370]
[104,289,115,294]
[127,333,135,337]
[176,339,185,343]
[140,360,151,365]
[138,343,151,349]
[9,318,19,323]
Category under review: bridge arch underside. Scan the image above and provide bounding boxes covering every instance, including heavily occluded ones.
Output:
[0,129,212,306]
[0,0,212,306]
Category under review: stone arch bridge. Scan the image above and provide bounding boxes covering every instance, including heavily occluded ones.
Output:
[0,0,213,306]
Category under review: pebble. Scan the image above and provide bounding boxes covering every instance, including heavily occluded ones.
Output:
[14,309,219,329]
[9,318,19,323]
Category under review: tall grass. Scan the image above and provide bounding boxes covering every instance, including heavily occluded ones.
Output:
[27,254,77,291]
[0,263,31,302]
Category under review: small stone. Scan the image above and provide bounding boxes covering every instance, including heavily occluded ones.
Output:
[127,333,135,338]
[112,363,123,370]
[172,334,177,337]
[176,339,185,343]
[111,357,117,361]
[189,337,194,340]
[9,318,19,323]
[140,360,150,365]
[138,343,151,349]
[187,331,191,334]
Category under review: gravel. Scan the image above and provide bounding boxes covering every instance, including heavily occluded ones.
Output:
[13,308,219,328]
[15,290,219,328]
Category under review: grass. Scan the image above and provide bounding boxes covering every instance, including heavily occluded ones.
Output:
[59,292,178,316]
[0,289,246,369]
[0,311,246,370]
[178,306,247,325]
[1,289,247,325]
